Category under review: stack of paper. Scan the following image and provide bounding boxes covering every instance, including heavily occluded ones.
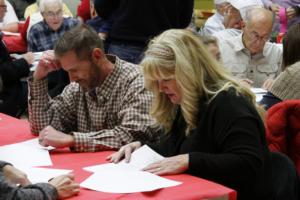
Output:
[81,145,182,193]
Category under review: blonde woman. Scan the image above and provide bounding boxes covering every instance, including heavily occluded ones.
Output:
[108,29,272,199]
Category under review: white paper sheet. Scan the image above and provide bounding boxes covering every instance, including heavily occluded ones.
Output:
[80,170,181,193]
[251,88,267,102]
[84,145,164,173]
[17,167,72,184]
[81,145,182,193]
[20,138,55,151]
[0,139,53,167]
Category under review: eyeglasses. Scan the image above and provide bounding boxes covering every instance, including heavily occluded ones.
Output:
[44,10,63,18]
[248,31,270,42]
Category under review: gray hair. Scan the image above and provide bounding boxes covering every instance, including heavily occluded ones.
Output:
[39,0,63,12]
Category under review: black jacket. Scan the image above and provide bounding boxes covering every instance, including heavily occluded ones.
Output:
[0,33,30,117]
[148,88,273,200]
[95,0,194,46]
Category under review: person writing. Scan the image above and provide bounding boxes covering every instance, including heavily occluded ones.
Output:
[0,161,79,199]
[29,25,157,152]
[108,29,273,199]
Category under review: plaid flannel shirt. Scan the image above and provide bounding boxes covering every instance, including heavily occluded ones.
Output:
[27,17,79,52]
[28,55,157,152]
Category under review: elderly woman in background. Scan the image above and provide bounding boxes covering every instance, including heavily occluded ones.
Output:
[108,29,273,199]
[260,23,300,110]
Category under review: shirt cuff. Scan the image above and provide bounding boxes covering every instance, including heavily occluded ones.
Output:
[71,132,94,152]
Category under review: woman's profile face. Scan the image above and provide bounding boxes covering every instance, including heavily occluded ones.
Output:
[157,78,182,104]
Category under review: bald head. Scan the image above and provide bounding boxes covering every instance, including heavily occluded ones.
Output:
[242,8,274,54]
[244,8,274,31]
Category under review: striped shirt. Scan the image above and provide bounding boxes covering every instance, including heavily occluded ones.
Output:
[28,55,157,152]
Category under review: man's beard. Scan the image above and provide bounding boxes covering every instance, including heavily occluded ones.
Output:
[81,62,101,92]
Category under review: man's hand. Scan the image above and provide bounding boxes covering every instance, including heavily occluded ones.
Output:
[286,7,297,20]
[262,78,274,91]
[33,50,61,81]
[39,126,75,148]
[143,154,189,176]
[3,165,31,186]
[49,174,80,199]
[270,3,280,16]
[22,52,34,65]
[106,141,142,163]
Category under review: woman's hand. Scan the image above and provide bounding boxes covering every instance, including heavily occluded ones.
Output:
[143,154,189,176]
[106,141,142,163]
[2,165,31,186]
[49,174,80,199]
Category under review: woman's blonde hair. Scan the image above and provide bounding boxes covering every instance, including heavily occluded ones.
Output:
[141,29,264,134]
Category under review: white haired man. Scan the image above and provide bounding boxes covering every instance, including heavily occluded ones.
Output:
[27,0,79,97]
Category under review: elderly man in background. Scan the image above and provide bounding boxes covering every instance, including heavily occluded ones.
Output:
[200,0,229,36]
[263,0,300,33]
[213,0,263,41]
[0,0,18,32]
[27,0,79,98]
[218,8,282,89]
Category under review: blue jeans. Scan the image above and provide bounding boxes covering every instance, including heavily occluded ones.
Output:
[107,43,145,64]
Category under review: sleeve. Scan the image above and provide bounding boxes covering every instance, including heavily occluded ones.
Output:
[262,0,273,9]
[179,0,194,28]
[0,174,58,200]
[71,74,157,152]
[28,78,77,135]
[0,58,30,84]
[27,27,38,52]
[259,92,282,110]
[187,95,268,187]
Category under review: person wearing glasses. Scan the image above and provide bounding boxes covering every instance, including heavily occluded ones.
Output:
[218,8,282,90]
[27,0,79,98]
[0,0,18,32]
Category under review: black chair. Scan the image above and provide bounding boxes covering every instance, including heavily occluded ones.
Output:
[270,152,300,200]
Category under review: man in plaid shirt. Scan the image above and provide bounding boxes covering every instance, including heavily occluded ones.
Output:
[28,25,157,152]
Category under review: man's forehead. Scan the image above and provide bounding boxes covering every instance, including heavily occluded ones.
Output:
[44,4,62,12]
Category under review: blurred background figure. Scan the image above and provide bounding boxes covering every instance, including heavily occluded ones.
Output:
[94,0,194,64]
[260,23,300,110]
[0,0,18,32]
[262,0,300,33]
[27,0,79,98]
[200,0,229,36]
[0,31,33,117]
[218,8,282,89]
[8,0,35,20]
[201,35,221,61]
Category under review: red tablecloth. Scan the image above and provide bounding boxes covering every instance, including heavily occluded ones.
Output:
[0,113,237,200]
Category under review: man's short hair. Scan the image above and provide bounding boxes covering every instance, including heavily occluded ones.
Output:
[54,24,104,60]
